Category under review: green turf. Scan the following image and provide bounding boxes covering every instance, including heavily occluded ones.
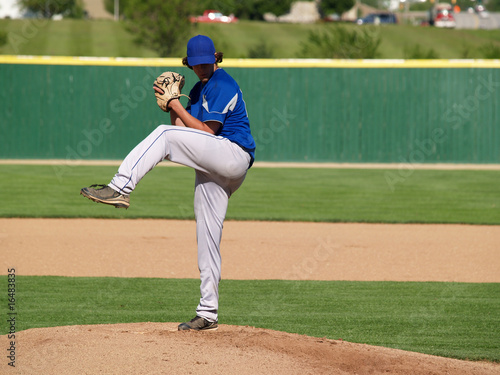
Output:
[1,19,500,58]
[0,164,498,224]
[1,276,499,362]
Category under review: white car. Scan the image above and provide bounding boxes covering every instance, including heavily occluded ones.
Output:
[475,5,490,18]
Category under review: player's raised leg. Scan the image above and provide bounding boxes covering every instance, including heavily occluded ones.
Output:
[81,124,250,208]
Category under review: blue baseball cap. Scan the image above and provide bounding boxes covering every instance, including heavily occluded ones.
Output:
[187,35,216,66]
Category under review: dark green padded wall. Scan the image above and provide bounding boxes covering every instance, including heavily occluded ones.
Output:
[1,63,498,163]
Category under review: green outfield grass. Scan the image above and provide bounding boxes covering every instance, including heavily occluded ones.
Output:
[1,276,499,362]
[1,19,500,58]
[0,164,498,224]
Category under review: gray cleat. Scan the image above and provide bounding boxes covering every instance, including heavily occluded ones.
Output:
[80,184,130,209]
[178,316,218,331]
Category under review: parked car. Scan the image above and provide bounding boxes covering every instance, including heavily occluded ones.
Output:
[190,10,238,23]
[324,13,341,22]
[429,4,456,28]
[475,4,490,18]
[356,13,397,25]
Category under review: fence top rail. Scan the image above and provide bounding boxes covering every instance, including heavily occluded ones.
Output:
[0,55,499,68]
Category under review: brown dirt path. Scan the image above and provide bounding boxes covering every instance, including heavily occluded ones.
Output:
[1,219,499,282]
[1,218,499,374]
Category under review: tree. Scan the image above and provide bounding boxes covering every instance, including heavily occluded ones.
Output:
[238,0,295,20]
[104,0,133,18]
[319,0,355,16]
[201,0,294,20]
[487,0,500,12]
[124,0,196,57]
[19,0,84,18]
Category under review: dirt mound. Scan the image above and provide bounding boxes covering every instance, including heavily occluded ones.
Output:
[5,322,499,375]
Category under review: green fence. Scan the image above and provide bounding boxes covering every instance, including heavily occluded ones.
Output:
[1,59,499,163]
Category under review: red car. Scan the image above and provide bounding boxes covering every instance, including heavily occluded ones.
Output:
[190,10,238,23]
[429,4,456,28]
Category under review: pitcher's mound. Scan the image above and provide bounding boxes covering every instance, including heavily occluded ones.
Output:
[8,322,499,374]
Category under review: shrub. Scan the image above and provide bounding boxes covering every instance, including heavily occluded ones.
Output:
[298,25,381,59]
[0,31,7,48]
[479,42,500,58]
[403,43,439,59]
[247,39,274,58]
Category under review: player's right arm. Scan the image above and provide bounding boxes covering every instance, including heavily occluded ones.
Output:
[169,109,187,127]
[169,100,221,135]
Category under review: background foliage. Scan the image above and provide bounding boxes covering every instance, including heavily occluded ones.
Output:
[202,0,295,20]
[18,0,85,18]
[122,0,195,57]
[298,25,381,58]
[319,0,355,16]
[106,0,296,20]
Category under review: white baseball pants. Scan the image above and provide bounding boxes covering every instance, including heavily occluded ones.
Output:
[109,125,251,322]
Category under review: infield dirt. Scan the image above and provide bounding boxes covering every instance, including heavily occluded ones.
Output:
[1,218,499,374]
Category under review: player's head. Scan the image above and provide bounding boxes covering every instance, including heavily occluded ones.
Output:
[182,35,223,70]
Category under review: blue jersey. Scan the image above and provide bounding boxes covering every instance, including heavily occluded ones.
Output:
[186,68,255,163]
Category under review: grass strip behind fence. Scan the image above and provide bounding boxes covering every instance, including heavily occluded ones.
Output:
[1,19,500,59]
[1,276,499,362]
[0,164,499,224]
